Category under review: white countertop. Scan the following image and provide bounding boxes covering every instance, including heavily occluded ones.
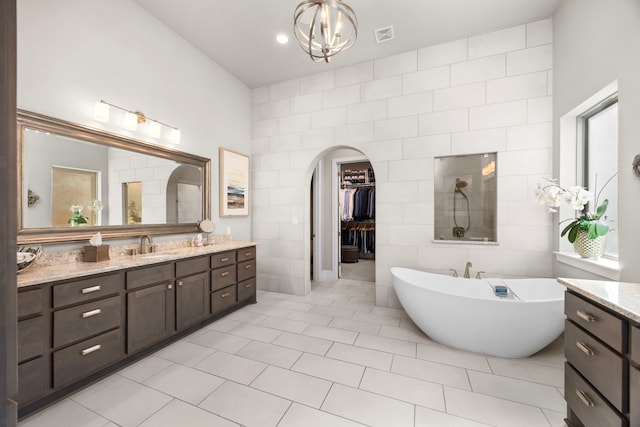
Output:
[558,277,640,323]
[17,241,256,288]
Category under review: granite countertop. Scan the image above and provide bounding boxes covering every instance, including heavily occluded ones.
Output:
[558,277,640,323]
[17,241,257,288]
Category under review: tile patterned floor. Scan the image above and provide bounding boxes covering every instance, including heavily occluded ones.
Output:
[18,279,567,427]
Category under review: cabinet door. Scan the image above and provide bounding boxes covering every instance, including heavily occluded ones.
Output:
[176,272,210,330]
[127,283,175,353]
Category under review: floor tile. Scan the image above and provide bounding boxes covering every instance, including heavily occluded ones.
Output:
[321,383,414,427]
[359,368,445,411]
[195,351,267,385]
[154,340,215,367]
[292,353,365,387]
[138,399,239,427]
[204,317,243,332]
[303,323,359,344]
[354,333,416,357]
[199,381,291,427]
[225,309,268,324]
[352,311,401,326]
[326,342,393,371]
[259,315,310,333]
[186,329,251,353]
[70,375,172,427]
[272,299,315,312]
[329,316,381,335]
[543,408,567,427]
[414,406,492,427]
[272,331,333,355]
[378,325,434,344]
[370,305,407,319]
[251,365,332,408]
[392,355,471,390]
[118,356,174,383]
[444,386,552,427]
[243,303,293,318]
[467,370,566,412]
[310,305,355,319]
[143,363,225,405]
[417,343,492,372]
[236,340,303,368]
[286,309,333,325]
[330,299,376,313]
[487,356,564,387]
[225,322,283,343]
[278,403,367,427]
[18,398,110,427]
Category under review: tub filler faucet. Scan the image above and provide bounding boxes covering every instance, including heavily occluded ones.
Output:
[463,261,472,279]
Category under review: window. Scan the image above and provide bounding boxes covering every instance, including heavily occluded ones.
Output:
[579,96,618,258]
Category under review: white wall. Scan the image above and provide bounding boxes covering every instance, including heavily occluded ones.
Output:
[17,0,252,243]
[553,0,640,282]
[251,20,555,306]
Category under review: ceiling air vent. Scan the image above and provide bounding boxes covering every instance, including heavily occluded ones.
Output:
[374,26,395,44]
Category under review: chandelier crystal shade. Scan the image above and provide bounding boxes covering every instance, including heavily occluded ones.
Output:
[293,0,357,63]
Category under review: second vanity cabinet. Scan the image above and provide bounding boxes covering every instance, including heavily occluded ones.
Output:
[17,244,257,418]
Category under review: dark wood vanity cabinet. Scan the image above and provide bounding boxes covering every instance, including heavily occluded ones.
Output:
[16,244,257,418]
[564,291,637,427]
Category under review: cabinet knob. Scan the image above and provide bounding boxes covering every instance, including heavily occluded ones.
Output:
[244,264,252,270]
[244,252,252,257]
[221,271,230,277]
[245,283,253,288]
[167,284,173,290]
[221,292,230,299]
[576,310,596,322]
[81,285,101,294]
[220,257,230,262]
[177,280,183,287]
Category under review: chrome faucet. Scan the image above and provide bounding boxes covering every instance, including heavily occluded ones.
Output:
[140,235,154,254]
[449,269,458,277]
[475,271,485,279]
[463,261,472,279]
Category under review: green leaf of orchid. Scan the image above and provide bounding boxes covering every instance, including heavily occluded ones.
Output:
[561,219,580,237]
[588,222,598,239]
[594,222,609,236]
[595,199,609,219]
[568,224,579,243]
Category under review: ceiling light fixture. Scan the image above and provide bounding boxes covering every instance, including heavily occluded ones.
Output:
[276,33,289,44]
[293,0,357,63]
[93,100,180,144]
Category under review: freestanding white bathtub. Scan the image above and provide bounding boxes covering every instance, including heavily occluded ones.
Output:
[391,267,565,358]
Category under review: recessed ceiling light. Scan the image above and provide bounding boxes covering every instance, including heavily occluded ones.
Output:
[276,33,289,44]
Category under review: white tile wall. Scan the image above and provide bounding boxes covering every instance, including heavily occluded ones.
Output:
[250,19,554,306]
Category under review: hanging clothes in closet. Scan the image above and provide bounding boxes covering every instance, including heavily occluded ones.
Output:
[339,187,375,221]
[341,222,375,257]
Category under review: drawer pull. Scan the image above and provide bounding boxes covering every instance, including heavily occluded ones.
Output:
[244,264,252,269]
[177,280,183,287]
[220,271,230,277]
[575,390,594,407]
[81,285,101,294]
[245,252,252,257]
[576,310,596,322]
[576,341,595,356]
[244,283,254,288]
[81,308,102,318]
[81,344,101,356]
[167,284,173,290]
[221,292,230,299]
[220,257,230,262]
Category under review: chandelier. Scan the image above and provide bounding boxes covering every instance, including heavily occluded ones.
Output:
[293,0,358,63]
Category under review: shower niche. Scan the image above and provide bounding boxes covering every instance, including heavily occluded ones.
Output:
[434,153,497,243]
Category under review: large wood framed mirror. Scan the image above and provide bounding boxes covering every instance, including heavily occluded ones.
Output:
[17,109,211,244]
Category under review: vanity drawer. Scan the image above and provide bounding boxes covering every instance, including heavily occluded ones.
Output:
[126,264,173,290]
[53,328,124,389]
[631,366,640,427]
[631,325,640,365]
[53,295,121,348]
[18,316,45,363]
[565,320,627,412]
[53,273,121,308]
[237,259,256,282]
[18,288,43,318]
[211,251,235,269]
[237,246,256,262]
[211,285,237,314]
[16,357,46,404]
[565,291,627,353]
[176,256,210,277]
[565,362,625,427]
[211,266,236,292]
[237,278,256,302]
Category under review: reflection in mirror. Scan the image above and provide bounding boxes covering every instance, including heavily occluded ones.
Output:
[434,153,497,242]
[18,110,211,244]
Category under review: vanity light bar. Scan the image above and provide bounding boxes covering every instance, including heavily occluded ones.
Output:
[93,100,180,144]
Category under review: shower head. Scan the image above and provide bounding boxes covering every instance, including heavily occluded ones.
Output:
[454,178,468,191]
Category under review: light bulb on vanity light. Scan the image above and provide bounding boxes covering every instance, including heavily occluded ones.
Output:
[124,112,138,131]
[149,120,162,138]
[169,128,181,144]
[94,101,110,123]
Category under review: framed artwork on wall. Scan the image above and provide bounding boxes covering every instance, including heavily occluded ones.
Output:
[219,147,250,217]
